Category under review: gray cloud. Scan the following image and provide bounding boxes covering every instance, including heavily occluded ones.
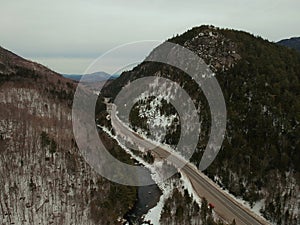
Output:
[0,0,299,73]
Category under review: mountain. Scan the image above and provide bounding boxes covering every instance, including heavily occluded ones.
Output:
[62,74,83,81]
[0,46,136,224]
[277,37,300,53]
[101,25,300,225]
[63,71,119,82]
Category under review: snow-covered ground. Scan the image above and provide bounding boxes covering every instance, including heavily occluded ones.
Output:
[102,122,219,225]
[101,126,193,225]
[104,100,274,225]
[142,180,175,225]
[135,95,179,143]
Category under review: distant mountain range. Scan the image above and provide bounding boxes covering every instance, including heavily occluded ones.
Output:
[63,71,119,82]
[278,37,300,52]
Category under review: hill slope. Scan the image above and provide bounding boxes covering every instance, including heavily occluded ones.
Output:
[102,26,300,225]
[278,37,300,53]
[0,46,136,224]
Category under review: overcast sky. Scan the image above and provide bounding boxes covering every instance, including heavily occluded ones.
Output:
[1,0,299,74]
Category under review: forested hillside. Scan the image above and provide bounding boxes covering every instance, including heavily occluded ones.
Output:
[0,46,137,224]
[102,25,300,225]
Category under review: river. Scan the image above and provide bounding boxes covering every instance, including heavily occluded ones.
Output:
[124,172,162,224]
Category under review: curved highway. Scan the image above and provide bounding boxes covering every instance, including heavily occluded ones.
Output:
[110,104,270,225]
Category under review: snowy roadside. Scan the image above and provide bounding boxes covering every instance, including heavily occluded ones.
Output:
[100,126,176,225]
[142,181,175,225]
[111,117,272,224]
[100,114,271,225]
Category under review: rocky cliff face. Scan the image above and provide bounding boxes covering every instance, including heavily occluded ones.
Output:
[0,47,136,225]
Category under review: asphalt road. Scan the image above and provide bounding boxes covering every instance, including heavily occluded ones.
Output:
[110,105,270,225]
